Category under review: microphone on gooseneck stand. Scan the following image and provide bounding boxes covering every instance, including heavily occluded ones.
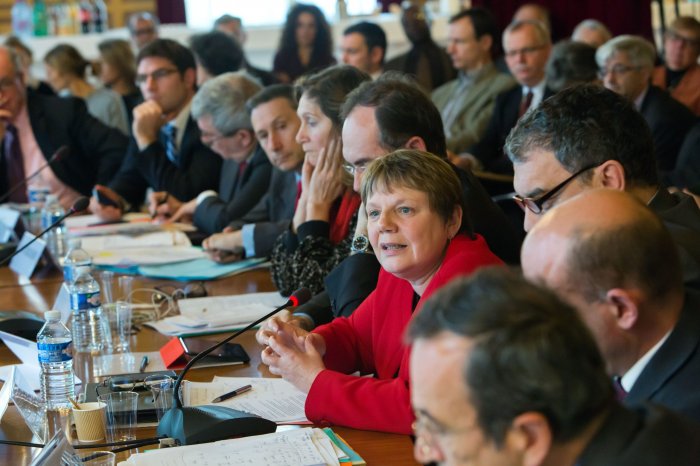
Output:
[0,146,70,205]
[157,287,313,446]
[0,196,89,267]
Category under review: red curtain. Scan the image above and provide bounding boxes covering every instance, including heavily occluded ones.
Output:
[156,0,187,24]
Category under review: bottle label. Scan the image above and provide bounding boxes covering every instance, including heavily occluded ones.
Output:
[38,341,72,363]
[70,291,100,310]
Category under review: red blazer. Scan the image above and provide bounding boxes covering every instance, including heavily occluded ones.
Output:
[306,234,502,434]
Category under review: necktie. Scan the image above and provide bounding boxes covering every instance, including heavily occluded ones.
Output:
[235,161,248,193]
[613,376,628,401]
[4,124,28,203]
[163,124,179,165]
[294,180,302,210]
[518,90,534,118]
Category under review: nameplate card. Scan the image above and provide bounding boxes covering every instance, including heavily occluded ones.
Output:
[0,207,20,242]
[9,232,46,278]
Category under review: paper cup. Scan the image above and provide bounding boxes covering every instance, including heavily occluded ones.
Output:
[73,402,107,443]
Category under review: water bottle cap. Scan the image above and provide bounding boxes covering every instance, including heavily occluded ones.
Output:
[45,194,58,203]
[44,310,61,320]
[68,238,82,248]
[76,265,91,275]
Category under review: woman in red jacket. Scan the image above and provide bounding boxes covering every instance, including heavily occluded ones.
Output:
[261,150,502,434]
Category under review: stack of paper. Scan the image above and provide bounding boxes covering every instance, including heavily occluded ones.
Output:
[118,428,345,466]
[80,231,205,267]
[183,376,309,424]
[145,291,283,336]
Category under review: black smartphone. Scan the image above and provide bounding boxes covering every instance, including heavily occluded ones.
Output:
[179,337,250,364]
[92,187,121,208]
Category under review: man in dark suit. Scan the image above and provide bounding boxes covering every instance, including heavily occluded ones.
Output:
[509,84,700,291]
[202,84,303,260]
[408,268,700,466]
[596,35,695,176]
[150,72,271,235]
[522,189,700,423]
[91,39,222,221]
[458,19,552,178]
[0,46,127,207]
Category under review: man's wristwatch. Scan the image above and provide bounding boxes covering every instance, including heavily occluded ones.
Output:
[351,234,372,254]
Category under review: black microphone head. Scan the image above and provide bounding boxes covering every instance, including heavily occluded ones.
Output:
[289,287,312,307]
[52,146,70,162]
[71,197,90,213]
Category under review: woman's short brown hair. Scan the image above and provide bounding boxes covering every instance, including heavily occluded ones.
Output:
[98,39,137,86]
[361,149,463,226]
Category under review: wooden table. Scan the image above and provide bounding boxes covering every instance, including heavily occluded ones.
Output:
[0,266,419,465]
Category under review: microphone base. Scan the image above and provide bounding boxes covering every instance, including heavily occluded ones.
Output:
[156,405,277,445]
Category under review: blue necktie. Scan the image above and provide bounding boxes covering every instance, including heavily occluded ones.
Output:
[163,124,179,165]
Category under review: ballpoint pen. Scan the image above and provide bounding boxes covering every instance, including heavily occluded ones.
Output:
[139,355,149,373]
[212,384,253,403]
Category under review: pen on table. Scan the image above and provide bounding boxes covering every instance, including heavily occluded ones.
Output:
[212,384,253,403]
[151,193,169,219]
[139,355,149,373]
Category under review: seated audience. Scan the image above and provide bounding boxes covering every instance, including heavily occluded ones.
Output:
[189,31,245,86]
[340,21,386,79]
[91,39,222,219]
[4,36,53,96]
[432,8,516,154]
[545,40,598,92]
[97,39,142,122]
[652,16,700,115]
[149,72,270,235]
[273,3,336,84]
[596,35,695,174]
[203,84,304,260]
[512,2,551,36]
[408,267,700,466]
[522,189,700,423]
[128,12,159,51]
[506,84,700,290]
[671,121,700,194]
[259,150,501,434]
[44,44,129,135]
[572,18,612,48]
[384,2,455,91]
[270,65,368,296]
[459,19,552,178]
[0,46,127,207]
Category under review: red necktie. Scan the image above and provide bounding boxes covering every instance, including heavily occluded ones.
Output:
[238,161,248,179]
[4,124,28,203]
[613,376,628,401]
[519,90,534,118]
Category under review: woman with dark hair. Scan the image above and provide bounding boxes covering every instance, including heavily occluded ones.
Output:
[273,3,336,83]
[270,65,369,295]
[97,39,142,122]
[44,44,129,135]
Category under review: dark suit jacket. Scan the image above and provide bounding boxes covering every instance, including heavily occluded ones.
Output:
[650,188,700,291]
[640,85,696,174]
[669,121,700,193]
[624,291,700,422]
[193,144,272,235]
[578,403,700,466]
[229,168,297,258]
[469,85,554,175]
[295,162,524,326]
[108,115,222,208]
[0,91,128,198]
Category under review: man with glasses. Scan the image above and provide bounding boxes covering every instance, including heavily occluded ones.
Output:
[456,19,552,183]
[0,46,127,207]
[128,12,159,51]
[522,189,700,423]
[148,72,271,235]
[408,267,700,466]
[507,84,700,290]
[652,16,700,115]
[596,35,694,177]
[91,39,222,221]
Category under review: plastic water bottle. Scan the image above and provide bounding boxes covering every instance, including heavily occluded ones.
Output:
[70,266,104,353]
[63,239,92,284]
[41,194,67,260]
[11,0,33,38]
[37,310,75,410]
[33,0,48,36]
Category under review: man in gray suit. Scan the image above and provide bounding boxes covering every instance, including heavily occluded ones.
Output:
[203,84,304,260]
[432,8,515,154]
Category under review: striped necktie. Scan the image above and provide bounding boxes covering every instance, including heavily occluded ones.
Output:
[163,123,179,165]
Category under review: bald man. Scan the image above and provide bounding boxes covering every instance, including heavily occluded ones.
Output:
[522,189,700,422]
